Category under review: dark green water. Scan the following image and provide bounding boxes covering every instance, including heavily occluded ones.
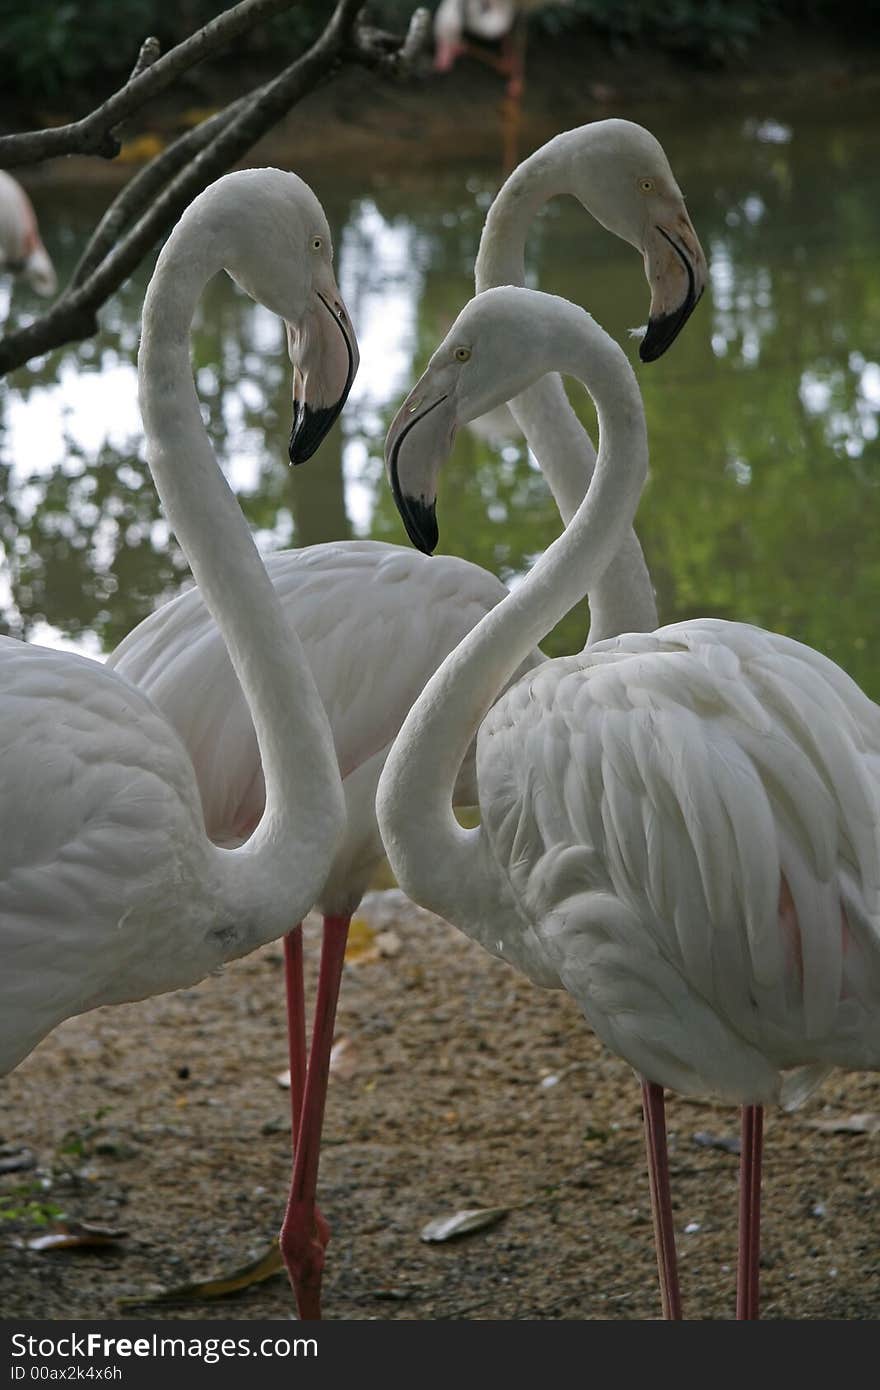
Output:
[2,92,879,692]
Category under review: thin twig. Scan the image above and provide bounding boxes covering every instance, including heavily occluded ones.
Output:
[350,7,431,74]
[111,37,163,144]
[0,0,298,167]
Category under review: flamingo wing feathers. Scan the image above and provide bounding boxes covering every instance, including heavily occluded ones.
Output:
[477,619,880,1102]
[0,638,213,1073]
[108,541,518,843]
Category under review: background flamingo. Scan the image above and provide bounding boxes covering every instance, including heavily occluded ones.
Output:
[432,0,556,167]
[379,285,880,1321]
[0,170,56,296]
[107,118,703,1319]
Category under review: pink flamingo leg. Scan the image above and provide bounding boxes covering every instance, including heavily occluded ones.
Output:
[279,914,350,1320]
[736,1104,763,1319]
[499,22,525,173]
[282,928,330,1252]
[284,927,307,1130]
[641,1079,683,1319]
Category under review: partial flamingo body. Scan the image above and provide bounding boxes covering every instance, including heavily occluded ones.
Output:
[432,0,550,167]
[0,170,56,296]
[379,286,880,1319]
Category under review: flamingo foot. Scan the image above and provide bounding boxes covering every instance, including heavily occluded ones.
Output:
[279,1199,328,1321]
[641,1079,683,1319]
[736,1104,763,1320]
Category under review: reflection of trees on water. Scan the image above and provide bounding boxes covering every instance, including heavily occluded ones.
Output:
[1,101,879,695]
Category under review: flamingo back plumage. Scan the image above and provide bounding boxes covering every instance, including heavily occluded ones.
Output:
[477,619,880,1104]
[109,541,539,907]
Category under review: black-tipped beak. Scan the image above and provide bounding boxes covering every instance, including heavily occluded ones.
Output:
[397,494,439,555]
[640,226,701,364]
[289,402,342,465]
[288,291,357,465]
[386,393,449,555]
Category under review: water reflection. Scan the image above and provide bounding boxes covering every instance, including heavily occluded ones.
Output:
[1,93,879,699]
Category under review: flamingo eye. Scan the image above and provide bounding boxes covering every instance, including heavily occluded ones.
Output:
[454,346,471,363]
[638,178,655,194]
[311,236,323,251]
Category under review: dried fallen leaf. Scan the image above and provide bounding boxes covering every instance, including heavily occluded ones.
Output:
[28,1222,128,1252]
[329,1036,358,1081]
[808,1113,880,1136]
[420,1206,509,1243]
[344,918,379,965]
[118,1241,284,1306]
[0,1147,36,1174]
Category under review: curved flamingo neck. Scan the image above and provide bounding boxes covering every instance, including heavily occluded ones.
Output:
[138,219,344,924]
[377,305,649,929]
[475,132,657,642]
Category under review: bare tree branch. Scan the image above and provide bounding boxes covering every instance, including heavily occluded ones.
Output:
[70,98,244,289]
[124,36,163,88]
[111,37,163,144]
[72,5,431,294]
[0,0,426,377]
[0,0,299,167]
[397,7,433,70]
[350,7,431,75]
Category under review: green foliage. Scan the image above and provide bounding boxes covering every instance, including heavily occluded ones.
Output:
[545,0,781,62]
[0,0,329,108]
[3,1,168,105]
[0,1182,63,1227]
[0,0,868,111]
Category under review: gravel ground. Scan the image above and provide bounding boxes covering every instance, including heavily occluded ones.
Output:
[1,890,878,1322]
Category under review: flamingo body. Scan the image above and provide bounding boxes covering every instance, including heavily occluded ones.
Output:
[0,638,249,1074]
[477,618,880,1105]
[435,0,516,67]
[108,540,529,913]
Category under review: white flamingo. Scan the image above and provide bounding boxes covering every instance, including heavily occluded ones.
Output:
[106,119,705,1318]
[433,0,555,169]
[0,167,349,1290]
[378,285,880,1321]
[0,170,56,295]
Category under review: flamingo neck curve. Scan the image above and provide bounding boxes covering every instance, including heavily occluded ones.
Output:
[475,130,658,642]
[138,216,345,932]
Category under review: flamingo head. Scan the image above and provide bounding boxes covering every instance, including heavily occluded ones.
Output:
[217,168,360,464]
[386,287,597,554]
[562,119,708,362]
